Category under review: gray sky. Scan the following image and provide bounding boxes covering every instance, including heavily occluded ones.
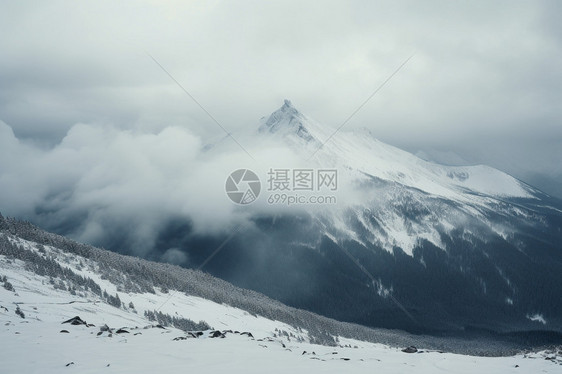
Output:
[0,0,561,198]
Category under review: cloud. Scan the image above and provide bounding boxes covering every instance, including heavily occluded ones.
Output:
[0,120,222,253]
[0,0,561,222]
[0,115,325,255]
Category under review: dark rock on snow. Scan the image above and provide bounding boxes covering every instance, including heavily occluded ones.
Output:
[62,316,87,326]
[210,330,225,338]
[100,324,110,332]
[402,346,418,353]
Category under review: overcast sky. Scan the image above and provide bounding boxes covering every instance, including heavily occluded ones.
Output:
[1,0,560,202]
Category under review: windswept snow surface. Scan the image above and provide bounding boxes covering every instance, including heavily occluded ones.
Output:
[1,236,561,373]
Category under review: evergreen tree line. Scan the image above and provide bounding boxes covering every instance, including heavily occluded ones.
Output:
[144,309,211,331]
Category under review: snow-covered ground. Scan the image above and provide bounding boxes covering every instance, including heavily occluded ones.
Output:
[1,251,561,373]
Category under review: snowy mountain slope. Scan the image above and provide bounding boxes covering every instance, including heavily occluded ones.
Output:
[2,290,560,374]
[254,100,549,256]
[3,215,545,354]
[179,101,562,334]
[259,99,534,201]
[1,223,561,373]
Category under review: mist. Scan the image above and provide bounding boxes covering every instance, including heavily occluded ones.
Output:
[0,114,348,260]
[1,0,561,261]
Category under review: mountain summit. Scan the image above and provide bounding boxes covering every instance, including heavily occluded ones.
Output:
[259,100,316,143]
[258,100,533,201]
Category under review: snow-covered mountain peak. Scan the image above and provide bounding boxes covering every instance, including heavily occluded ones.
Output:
[252,101,541,259]
[256,101,532,201]
[259,100,316,143]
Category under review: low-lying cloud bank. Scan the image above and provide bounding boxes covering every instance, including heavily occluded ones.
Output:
[0,119,334,259]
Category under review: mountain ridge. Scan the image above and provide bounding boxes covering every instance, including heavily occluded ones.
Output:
[5,213,557,355]
[258,100,535,200]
